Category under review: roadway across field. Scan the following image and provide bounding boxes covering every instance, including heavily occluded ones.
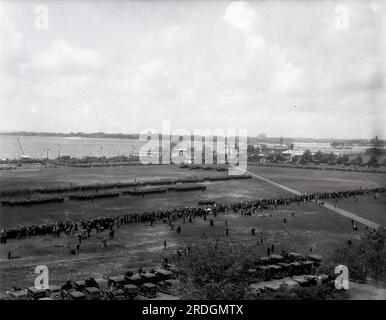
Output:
[232,167,382,229]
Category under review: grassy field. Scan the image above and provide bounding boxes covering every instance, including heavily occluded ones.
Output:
[247,165,385,192]
[0,201,362,292]
[0,164,384,292]
[0,178,290,228]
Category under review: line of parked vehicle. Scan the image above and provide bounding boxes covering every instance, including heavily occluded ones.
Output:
[1,252,326,300]
[248,253,331,295]
[247,253,323,283]
[1,267,179,300]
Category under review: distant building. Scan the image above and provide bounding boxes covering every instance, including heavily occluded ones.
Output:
[171,147,192,164]
[257,133,267,140]
[292,142,334,153]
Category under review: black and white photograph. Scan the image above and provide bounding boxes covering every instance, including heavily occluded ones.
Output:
[0,0,385,307]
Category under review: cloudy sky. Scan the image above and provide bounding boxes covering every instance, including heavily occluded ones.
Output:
[0,0,385,139]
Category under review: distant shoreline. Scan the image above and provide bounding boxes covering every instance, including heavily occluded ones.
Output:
[0,132,140,140]
[0,132,381,144]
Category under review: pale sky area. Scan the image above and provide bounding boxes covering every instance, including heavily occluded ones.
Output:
[0,0,385,139]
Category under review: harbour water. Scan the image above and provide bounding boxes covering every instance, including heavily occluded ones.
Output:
[0,135,142,160]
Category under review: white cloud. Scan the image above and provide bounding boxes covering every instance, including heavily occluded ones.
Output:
[32,39,105,74]
[0,0,384,139]
[222,1,259,33]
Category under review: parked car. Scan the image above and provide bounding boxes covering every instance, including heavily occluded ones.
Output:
[46,285,62,300]
[108,276,126,290]
[293,276,313,287]
[123,284,139,299]
[67,290,86,300]
[8,290,28,300]
[140,272,158,284]
[269,254,284,263]
[140,283,158,298]
[84,287,101,300]
[289,262,302,275]
[126,274,143,287]
[106,289,125,300]
[154,268,174,280]
[73,280,86,292]
[95,278,109,298]
[27,286,47,300]
[301,261,315,273]
[268,265,283,279]
[288,252,305,261]
[308,255,322,266]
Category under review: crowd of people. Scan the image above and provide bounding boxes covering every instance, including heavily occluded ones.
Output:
[1,186,384,244]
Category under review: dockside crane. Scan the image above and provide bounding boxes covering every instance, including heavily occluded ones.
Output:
[15,138,31,159]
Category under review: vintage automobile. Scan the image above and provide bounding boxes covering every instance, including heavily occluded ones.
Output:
[95,278,109,290]
[154,268,173,280]
[301,261,315,273]
[85,277,99,288]
[74,280,86,292]
[27,286,47,300]
[106,289,125,300]
[304,275,319,285]
[292,276,313,287]
[127,274,143,286]
[84,287,101,300]
[277,262,291,272]
[108,276,126,290]
[8,290,28,300]
[140,272,158,284]
[140,283,158,298]
[267,265,283,279]
[67,290,86,300]
[123,284,139,299]
[269,254,285,263]
[308,255,322,266]
[246,268,258,283]
[289,261,303,275]
[263,283,281,292]
[46,285,62,300]
[257,265,272,281]
[61,280,74,297]
[259,256,272,265]
[288,252,305,261]
[157,279,179,295]
[94,278,109,298]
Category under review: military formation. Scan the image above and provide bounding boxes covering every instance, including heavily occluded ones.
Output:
[0,174,251,198]
[1,186,384,243]
[1,196,64,207]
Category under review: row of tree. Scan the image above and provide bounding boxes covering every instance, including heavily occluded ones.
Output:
[298,150,382,167]
[328,228,386,285]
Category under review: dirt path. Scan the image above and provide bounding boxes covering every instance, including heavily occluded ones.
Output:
[238,167,382,229]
